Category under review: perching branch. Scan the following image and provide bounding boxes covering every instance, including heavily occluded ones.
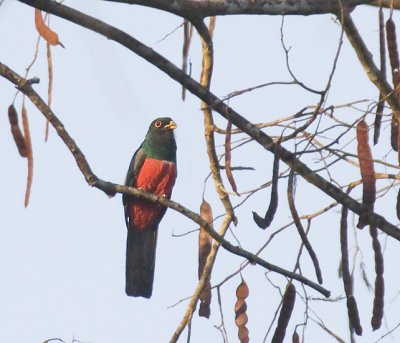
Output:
[12,0,400,241]
[0,61,331,299]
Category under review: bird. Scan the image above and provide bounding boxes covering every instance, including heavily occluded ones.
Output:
[123,117,177,298]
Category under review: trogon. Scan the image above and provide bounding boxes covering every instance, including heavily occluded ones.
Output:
[123,117,177,298]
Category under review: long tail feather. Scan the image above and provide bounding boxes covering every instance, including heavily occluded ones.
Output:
[126,227,158,298]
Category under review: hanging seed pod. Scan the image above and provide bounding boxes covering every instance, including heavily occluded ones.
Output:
[21,102,33,207]
[340,205,363,335]
[225,120,239,194]
[370,225,384,331]
[34,9,64,47]
[287,170,323,284]
[8,104,27,157]
[272,282,296,343]
[386,17,400,86]
[391,117,399,152]
[374,7,386,145]
[198,200,213,318]
[234,279,249,343]
[253,143,280,229]
[356,120,376,229]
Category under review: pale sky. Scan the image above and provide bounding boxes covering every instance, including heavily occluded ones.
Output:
[1,1,399,342]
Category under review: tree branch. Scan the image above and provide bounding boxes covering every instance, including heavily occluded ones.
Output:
[15,0,400,241]
[101,0,375,18]
[0,61,331,299]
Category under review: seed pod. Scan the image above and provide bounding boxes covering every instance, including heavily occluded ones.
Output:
[374,7,386,146]
[181,19,193,100]
[370,225,384,331]
[198,200,213,318]
[272,282,296,343]
[21,102,33,207]
[356,120,376,229]
[396,190,400,221]
[386,17,400,86]
[234,279,249,343]
[292,330,300,343]
[340,205,363,335]
[34,9,64,48]
[287,170,323,284]
[391,117,399,152]
[253,143,280,229]
[225,120,238,194]
[8,104,27,157]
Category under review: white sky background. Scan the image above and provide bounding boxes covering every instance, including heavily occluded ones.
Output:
[1,1,400,342]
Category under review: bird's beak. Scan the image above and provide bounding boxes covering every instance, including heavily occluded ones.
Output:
[164,120,177,130]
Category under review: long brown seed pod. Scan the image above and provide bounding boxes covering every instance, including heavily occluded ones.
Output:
[235,279,249,343]
[21,102,33,207]
[356,120,376,229]
[8,104,27,157]
[374,7,386,145]
[370,225,384,331]
[253,143,280,229]
[181,19,193,100]
[225,120,238,194]
[340,205,363,335]
[287,170,323,284]
[386,17,400,86]
[45,40,53,141]
[271,282,296,343]
[198,199,213,318]
[391,116,399,151]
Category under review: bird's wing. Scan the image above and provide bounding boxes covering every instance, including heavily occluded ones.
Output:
[123,146,146,228]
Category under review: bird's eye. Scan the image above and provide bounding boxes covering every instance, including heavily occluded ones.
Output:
[154,120,162,128]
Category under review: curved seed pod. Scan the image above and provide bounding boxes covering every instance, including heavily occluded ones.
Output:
[272,282,296,343]
[370,225,384,330]
[397,190,400,221]
[287,170,323,284]
[253,143,280,229]
[198,200,213,318]
[356,120,376,229]
[235,279,249,343]
[21,102,33,207]
[225,120,238,194]
[8,104,27,157]
[34,9,64,48]
[340,205,363,335]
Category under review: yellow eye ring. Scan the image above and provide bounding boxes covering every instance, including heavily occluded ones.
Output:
[154,120,162,128]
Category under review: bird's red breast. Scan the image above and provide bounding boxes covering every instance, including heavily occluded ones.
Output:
[129,158,177,231]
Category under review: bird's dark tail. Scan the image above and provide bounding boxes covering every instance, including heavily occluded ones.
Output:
[126,227,158,298]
